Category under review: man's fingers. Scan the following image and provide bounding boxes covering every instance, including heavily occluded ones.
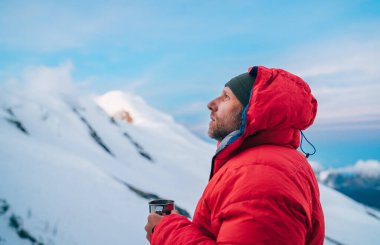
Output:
[145,213,164,242]
[171,210,180,215]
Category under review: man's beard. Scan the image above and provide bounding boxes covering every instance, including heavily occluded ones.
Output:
[208,109,243,142]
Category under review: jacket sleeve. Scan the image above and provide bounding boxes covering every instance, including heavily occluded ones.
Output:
[151,214,215,245]
[151,196,308,245]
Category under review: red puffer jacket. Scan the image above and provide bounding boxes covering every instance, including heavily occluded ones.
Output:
[151,66,325,244]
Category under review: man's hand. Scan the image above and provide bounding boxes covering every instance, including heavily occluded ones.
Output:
[145,213,163,241]
[144,210,180,242]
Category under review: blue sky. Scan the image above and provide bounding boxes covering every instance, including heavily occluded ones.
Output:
[1,0,379,168]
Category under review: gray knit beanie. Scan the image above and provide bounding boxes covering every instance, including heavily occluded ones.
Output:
[225,67,257,107]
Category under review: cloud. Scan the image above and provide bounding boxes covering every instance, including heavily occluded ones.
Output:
[0,62,80,98]
[0,0,254,52]
[313,83,380,126]
[22,62,78,94]
[353,160,380,177]
[0,1,137,51]
[309,160,325,173]
[292,38,380,80]
[1,1,79,50]
[322,159,380,178]
[278,35,380,130]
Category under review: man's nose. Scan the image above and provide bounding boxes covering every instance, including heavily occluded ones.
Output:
[207,98,217,111]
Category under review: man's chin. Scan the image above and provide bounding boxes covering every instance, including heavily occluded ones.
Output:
[208,129,216,140]
[207,129,213,139]
[208,130,220,142]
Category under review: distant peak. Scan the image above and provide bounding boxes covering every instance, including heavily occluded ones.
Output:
[95,90,173,127]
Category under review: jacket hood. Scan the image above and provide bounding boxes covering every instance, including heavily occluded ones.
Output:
[211,66,318,178]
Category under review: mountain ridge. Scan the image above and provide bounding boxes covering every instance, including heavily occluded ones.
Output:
[1,88,379,244]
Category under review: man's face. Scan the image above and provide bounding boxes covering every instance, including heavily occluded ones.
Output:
[207,86,244,142]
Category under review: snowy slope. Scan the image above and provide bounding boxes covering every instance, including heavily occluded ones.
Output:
[320,184,380,244]
[1,87,380,245]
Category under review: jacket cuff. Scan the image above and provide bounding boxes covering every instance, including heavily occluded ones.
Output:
[150,214,190,244]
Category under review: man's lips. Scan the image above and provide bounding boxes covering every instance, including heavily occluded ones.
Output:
[209,116,215,128]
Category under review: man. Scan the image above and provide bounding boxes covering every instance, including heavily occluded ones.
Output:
[145,66,325,244]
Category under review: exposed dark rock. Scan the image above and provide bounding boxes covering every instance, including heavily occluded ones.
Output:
[109,117,119,126]
[9,214,22,230]
[3,107,29,135]
[325,236,346,245]
[17,229,38,244]
[366,209,380,221]
[106,110,154,162]
[173,206,192,220]
[115,178,191,219]
[138,151,153,161]
[124,182,160,200]
[122,132,153,162]
[4,205,44,244]
[5,118,29,135]
[72,107,114,157]
[0,199,10,215]
[5,108,15,117]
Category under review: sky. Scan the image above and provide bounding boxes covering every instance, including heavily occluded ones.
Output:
[0,0,379,168]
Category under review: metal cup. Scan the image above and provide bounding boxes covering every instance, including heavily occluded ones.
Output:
[149,199,175,215]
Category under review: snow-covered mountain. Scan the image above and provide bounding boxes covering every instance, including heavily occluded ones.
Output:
[1,87,380,245]
[313,160,380,211]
